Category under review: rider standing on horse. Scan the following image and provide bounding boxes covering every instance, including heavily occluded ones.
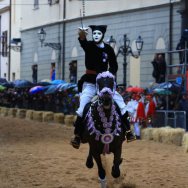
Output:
[71,25,136,149]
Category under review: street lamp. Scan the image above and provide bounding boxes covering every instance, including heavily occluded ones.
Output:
[38,27,61,50]
[107,35,116,49]
[114,34,143,88]
[37,27,62,79]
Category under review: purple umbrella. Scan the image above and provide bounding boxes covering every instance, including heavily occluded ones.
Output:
[29,86,44,94]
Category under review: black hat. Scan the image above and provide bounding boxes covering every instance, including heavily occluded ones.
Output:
[89,25,107,34]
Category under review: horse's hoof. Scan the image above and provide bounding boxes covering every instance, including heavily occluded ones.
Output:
[86,158,94,168]
[99,169,106,180]
[111,166,120,178]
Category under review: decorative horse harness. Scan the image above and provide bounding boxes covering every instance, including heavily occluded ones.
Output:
[85,71,122,154]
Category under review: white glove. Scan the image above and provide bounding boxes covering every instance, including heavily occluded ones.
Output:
[78,27,89,40]
[78,27,89,33]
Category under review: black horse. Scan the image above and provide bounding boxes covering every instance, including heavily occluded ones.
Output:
[81,71,125,186]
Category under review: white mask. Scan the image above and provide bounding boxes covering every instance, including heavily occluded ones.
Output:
[92,30,103,43]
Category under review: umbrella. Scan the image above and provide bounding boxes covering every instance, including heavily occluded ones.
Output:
[14,79,34,88]
[153,88,172,95]
[58,83,77,92]
[36,81,52,86]
[0,85,6,91]
[150,82,182,92]
[44,84,61,95]
[51,79,66,85]
[0,81,14,88]
[29,86,45,94]
[40,79,51,83]
[0,78,8,84]
[126,86,144,93]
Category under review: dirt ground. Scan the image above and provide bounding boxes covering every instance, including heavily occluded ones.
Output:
[0,116,188,188]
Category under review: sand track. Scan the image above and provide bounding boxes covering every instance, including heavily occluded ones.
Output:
[0,116,188,188]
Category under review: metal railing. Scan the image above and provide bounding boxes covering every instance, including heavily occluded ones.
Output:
[152,110,187,131]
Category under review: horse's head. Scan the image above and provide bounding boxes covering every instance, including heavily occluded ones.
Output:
[96,71,116,109]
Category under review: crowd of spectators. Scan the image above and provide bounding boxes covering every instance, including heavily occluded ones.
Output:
[0,87,79,115]
[0,83,187,118]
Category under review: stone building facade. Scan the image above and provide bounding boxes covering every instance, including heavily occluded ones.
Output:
[20,0,182,88]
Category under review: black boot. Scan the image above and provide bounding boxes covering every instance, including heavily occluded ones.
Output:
[122,112,136,142]
[126,130,136,142]
[71,135,81,149]
[70,116,83,149]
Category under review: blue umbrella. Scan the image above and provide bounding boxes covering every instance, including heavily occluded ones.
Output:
[150,82,182,93]
[153,88,173,95]
[0,78,8,84]
[36,81,52,86]
[14,79,34,88]
[29,86,44,94]
[1,81,14,88]
[44,84,61,95]
[58,83,77,91]
[51,79,66,85]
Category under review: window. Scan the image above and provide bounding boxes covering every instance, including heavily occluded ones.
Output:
[32,64,38,83]
[12,72,16,81]
[50,63,56,81]
[34,0,39,9]
[69,60,77,83]
[48,0,59,6]
[1,31,8,57]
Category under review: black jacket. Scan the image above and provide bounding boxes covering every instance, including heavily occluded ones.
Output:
[78,38,118,92]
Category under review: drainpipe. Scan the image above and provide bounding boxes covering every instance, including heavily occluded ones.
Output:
[8,0,12,81]
[62,0,66,80]
[169,0,173,66]
[57,12,61,79]
[0,16,1,77]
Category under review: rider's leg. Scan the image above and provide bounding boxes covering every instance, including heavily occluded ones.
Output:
[113,92,136,142]
[71,83,96,149]
[71,115,83,149]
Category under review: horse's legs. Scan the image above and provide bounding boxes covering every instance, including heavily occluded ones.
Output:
[86,147,94,169]
[92,152,106,180]
[111,145,122,178]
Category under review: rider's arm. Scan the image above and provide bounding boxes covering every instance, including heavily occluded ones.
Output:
[78,27,89,51]
[78,28,87,40]
[108,46,118,75]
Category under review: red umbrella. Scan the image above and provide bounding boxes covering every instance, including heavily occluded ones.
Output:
[126,86,144,93]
